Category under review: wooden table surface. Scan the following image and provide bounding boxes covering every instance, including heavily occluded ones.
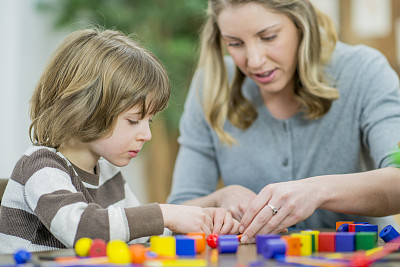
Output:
[0,242,400,266]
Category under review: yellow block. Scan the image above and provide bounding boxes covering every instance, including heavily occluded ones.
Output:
[291,233,312,256]
[301,230,320,252]
[150,236,176,257]
[365,246,383,257]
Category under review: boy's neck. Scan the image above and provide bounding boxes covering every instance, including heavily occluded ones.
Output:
[58,140,99,174]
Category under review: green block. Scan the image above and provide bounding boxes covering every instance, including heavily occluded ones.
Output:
[355,232,377,250]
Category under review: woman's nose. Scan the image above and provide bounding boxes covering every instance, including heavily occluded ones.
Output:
[247,44,266,69]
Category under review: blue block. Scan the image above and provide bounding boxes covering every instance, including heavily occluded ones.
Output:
[175,236,196,256]
[255,234,280,254]
[335,232,355,252]
[380,225,400,243]
[337,224,349,232]
[218,235,238,254]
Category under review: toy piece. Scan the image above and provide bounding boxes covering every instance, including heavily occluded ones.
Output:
[206,233,219,249]
[106,239,132,264]
[355,232,377,251]
[262,238,286,259]
[129,244,147,264]
[150,236,176,257]
[175,236,196,256]
[336,224,349,232]
[74,237,93,257]
[301,230,319,252]
[379,225,400,242]
[348,224,365,232]
[291,233,312,256]
[349,223,378,233]
[14,249,32,264]
[336,221,354,231]
[335,232,355,252]
[318,232,336,252]
[281,236,301,256]
[88,239,107,257]
[255,234,280,254]
[210,248,218,263]
[187,232,206,253]
[218,235,238,253]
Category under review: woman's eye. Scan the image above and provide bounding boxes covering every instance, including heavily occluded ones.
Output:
[262,35,277,41]
[128,120,139,125]
[228,42,242,47]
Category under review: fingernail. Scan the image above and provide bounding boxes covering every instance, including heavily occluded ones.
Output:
[239,226,244,233]
[240,235,248,243]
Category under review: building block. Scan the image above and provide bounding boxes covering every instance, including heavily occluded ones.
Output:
[281,235,301,256]
[262,238,286,259]
[187,233,206,253]
[301,230,319,252]
[255,234,280,254]
[335,232,355,252]
[175,236,196,256]
[150,236,176,257]
[336,221,354,231]
[348,224,365,232]
[355,232,377,251]
[318,232,336,252]
[336,224,349,232]
[291,233,312,256]
[379,225,400,242]
[218,235,238,254]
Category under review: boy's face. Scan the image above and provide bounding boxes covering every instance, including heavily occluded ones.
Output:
[89,105,153,167]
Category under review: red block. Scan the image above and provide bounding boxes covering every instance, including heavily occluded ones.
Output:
[318,232,336,252]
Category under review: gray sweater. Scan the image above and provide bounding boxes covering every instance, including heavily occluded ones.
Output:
[168,42,400,230]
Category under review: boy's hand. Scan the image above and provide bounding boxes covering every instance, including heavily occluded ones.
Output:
[160,204,213,234]
[204,207,240,235]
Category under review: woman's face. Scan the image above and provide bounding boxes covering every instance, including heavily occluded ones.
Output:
[217,2,301,97]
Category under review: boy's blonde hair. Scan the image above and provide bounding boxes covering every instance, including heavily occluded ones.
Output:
[198,0,339,145]
[30,28,170,148]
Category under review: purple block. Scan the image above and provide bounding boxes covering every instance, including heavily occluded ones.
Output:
[256,234,280,254]
[218,235,238,253]
[335,232,355,252]
[262,238,286,259]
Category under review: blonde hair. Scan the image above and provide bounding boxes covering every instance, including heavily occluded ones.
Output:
[30,28,170,148]
[198,0,339,145]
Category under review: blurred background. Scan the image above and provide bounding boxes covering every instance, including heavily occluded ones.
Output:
[0,0,399,207]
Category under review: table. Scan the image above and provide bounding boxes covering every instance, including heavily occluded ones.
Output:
[1,242,400,266]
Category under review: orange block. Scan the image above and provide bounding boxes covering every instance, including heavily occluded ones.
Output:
[281,236,301,256]
[336,221,354,231]
[187,233,206,253]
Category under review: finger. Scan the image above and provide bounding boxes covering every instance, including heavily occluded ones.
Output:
[212,211,223,234]
[219,212,234,234]
[228,219,241,235]
[240,190,272,230]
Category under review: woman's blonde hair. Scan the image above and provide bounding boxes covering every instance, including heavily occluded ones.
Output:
[30,28,170,148]
[198,0,339,145]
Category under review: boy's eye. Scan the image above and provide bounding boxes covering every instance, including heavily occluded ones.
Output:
[128,120,139,125]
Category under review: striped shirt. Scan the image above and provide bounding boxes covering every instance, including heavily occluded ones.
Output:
[0,145,164,253]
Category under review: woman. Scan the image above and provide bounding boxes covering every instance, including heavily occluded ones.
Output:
[168,0,400,243]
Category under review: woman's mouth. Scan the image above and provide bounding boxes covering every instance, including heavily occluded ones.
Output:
[253,69,277,83]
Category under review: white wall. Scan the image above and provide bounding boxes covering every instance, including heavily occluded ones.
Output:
[0,0,149,203]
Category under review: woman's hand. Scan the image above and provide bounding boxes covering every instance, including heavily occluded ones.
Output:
[214,185,257,221]
[239,179,321,243]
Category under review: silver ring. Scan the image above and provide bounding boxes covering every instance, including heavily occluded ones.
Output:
[267,204,278,215]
